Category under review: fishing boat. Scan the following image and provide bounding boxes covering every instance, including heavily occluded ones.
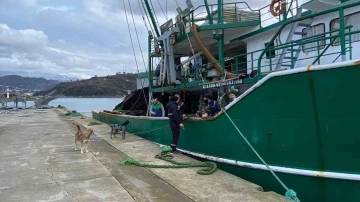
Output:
[93,0,360,201]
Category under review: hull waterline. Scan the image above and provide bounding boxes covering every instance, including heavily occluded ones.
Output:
[93,61,360,202]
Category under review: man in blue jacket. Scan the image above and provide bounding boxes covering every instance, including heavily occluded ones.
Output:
[166,95,184,153]
[203,93,221,117]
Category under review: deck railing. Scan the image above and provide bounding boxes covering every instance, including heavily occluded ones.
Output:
[171,24,357,84]
[150,1,360,88]
[151,25,356,87]
[161,1,261,40]
[229,25,350,73]
[169,0,300,39]
[258,0,360,80]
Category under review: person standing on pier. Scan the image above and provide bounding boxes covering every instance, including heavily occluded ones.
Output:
[166,95,184,153]
[175,94,187,120]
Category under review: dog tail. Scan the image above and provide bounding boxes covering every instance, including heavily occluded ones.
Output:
[121,120,130,126]
[76,124,81,131]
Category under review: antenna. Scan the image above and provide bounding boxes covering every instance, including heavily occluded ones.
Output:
[186,0,193,9]
[176,7,182,15]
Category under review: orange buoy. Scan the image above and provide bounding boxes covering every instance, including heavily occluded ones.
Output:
[270,0,286,17]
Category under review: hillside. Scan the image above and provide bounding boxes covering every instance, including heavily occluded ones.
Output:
[0,75,60,91]
[34,74,137,97]
[0,71,78,81]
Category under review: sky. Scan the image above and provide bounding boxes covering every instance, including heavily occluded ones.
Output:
[0,0,301,79]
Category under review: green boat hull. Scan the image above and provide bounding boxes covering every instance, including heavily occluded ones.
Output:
[93,62,360,202]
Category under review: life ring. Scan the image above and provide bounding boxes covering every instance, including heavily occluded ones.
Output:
[270,0,286,17]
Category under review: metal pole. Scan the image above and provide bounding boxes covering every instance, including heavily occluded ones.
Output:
[147,35,153,116]
[282,0,287,21]
[204,0,213,25]
[339,8,346,61]
[217,0,225,69]
[235,57,239,76]
[143,0,160,38]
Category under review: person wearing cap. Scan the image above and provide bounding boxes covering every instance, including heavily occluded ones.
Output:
[203,93,221,117]
[150,97,165,117]
[175,94,187,120]
[166,95,184,153]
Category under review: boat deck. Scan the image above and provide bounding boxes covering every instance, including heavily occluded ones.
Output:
[0,108,287,202]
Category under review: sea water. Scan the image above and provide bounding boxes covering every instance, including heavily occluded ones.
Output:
[49,98,123,118]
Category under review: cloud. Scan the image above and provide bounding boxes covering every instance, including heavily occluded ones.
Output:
[0,0,309,79]
[37,6,74,13]
[0,0,38,7]
[0,23,145,79]
[0,24,48,50]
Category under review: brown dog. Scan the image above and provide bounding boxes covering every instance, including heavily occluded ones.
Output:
[74,124,94,153]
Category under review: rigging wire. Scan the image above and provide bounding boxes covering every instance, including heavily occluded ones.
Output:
[137,0,161,54]
[137,0,156,38]
[166,0,168,19]
[149,0,161,28]
[127,0,148,74]
[122,0,148,109]
[127,0,153,114]
[155,0,168,21]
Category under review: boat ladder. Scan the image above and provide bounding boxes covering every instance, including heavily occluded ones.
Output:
[275,7,314,70]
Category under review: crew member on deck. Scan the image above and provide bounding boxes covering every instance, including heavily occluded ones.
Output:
[150,97,165,117]
[166,95,184,153]
[175,94,187,120]
[203,93,221,117]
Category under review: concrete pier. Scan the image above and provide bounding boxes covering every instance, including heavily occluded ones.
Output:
[0,108,288,202]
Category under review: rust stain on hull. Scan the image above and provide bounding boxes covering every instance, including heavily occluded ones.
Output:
[307,65,312,71]
[316,171,325,177]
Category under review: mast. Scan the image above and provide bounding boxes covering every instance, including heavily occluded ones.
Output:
[141,0,158,116]
[143,0,160,38]
[147,34,153,116]
[217,0,225,69]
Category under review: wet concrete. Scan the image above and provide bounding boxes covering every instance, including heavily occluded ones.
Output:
[0,108,287,202]
[0,109,134,202]
[69,109,288,202]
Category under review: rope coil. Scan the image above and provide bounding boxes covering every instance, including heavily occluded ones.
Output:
[120,146,217,175]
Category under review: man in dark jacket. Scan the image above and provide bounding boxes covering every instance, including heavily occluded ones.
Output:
[175,94,187,120]
[203,93,221,117]
[166,95,184,153]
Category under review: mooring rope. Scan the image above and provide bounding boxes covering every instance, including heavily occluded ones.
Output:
[222,109,300,202]
[120,146,217,175]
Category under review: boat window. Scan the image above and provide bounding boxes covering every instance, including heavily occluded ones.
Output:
[302,23,325,53]
[330,11,360,46]
[265,41,276,59]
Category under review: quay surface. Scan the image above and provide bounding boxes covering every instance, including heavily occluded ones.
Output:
[0,108,287,202]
